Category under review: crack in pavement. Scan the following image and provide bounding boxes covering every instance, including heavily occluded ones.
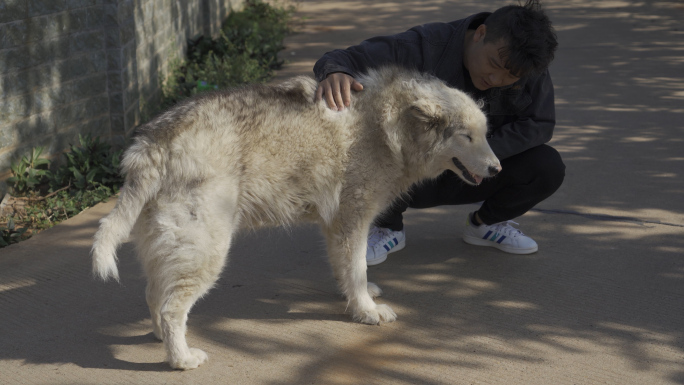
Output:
[531,208,684,228]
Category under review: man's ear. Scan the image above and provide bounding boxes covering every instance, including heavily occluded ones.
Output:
[473,24,487,43]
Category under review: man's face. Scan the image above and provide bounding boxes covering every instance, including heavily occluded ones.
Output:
[464,25,521,91]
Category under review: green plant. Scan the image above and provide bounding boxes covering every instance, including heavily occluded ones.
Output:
[51,134,123,193]
[0,218,28,247]
[6,147,51,197]
[1,136,123,248]
[162,0,295,106]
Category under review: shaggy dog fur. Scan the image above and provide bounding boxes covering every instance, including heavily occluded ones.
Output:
[92,66,501,370]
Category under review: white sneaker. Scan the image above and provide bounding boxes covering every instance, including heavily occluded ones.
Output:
[463,214,538,254]
[366,226,406,266]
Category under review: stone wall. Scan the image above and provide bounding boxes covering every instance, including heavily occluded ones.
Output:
[0,0,242,195]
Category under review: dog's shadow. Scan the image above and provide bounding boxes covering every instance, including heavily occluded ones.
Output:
[191,225,349,321]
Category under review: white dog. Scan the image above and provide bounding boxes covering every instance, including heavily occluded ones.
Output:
[92,66,501,370]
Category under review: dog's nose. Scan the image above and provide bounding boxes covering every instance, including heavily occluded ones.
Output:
[488,165,502,176]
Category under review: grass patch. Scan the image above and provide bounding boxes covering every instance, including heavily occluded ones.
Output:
[1,135,122,246]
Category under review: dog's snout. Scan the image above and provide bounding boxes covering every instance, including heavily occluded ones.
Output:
[488,165,502,176]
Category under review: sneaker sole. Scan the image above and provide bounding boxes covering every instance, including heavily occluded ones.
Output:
[367,239,406,266]
[462,235,538,255]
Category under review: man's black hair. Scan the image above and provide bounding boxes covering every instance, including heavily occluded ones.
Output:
[484,0,558,78]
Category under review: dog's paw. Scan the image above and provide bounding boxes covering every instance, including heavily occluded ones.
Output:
[354,304,397,325]
[367,282,382,298]
[169,348,208,370]
[152,328,163,341]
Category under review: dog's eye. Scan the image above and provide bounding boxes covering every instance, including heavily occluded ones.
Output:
[461,134,472,142]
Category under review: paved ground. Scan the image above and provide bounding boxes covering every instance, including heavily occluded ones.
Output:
[2,0,683,384]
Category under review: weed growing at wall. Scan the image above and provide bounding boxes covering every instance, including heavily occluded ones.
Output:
[0,136,123,247]
[162,0,295,107]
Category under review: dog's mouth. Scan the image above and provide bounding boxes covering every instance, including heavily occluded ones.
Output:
[452,157,483,185]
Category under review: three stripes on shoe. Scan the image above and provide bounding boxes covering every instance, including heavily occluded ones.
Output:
[483,231,506,244]
[382,238,400,251]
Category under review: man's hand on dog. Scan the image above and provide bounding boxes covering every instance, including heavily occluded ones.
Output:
[316,72,364,111]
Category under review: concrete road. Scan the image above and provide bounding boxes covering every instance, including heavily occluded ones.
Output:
[2,1,683,384]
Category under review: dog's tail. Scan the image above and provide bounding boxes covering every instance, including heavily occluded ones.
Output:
[91,138,164,282]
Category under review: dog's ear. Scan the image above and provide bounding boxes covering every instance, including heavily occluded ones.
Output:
[410,102,446,131]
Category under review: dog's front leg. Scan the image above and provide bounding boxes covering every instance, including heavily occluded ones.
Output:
[323,224,397,325]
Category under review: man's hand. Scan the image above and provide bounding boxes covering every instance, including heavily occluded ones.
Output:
[315,73,364,111]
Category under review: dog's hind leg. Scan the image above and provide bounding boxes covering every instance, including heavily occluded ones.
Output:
[156,217,235,370]
[132,208,165,341]
[323,220,396,325]
[144,184,239,370]
[146,280,163,341]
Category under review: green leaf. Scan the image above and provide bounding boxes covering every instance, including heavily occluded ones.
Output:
[86,168,98,183]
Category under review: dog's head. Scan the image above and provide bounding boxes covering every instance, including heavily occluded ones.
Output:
[404,79,501,185]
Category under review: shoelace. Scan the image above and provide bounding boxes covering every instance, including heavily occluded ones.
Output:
[488,220,524,238]
[367,226,391,248]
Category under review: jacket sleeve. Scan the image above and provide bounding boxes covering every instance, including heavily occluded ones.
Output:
[487,70,556,160]
[313,30,428,82]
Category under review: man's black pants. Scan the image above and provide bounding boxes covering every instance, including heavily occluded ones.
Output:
[375,144,566,231]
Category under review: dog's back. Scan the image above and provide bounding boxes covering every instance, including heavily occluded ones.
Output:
[152,77,359,228]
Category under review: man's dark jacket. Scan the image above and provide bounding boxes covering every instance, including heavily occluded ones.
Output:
[313,12,556,160]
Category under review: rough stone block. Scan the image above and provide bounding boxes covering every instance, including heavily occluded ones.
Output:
[57,53,97,83]
[124,100,140,133]
[69,30,104,52]
[119,19,135,46]
[106,48,121,71]
[28,39,56,67]
[106,70,122,92]
[67,0,96,10]
[121,41,136,72]
[0,0,28,23]
[68,8,88,33]
[28,35,72,67]
[0,47,31,73]
[53,100,85,130]
[120,65,138,94]
[28,0,67,18]
[0,119,18,149]
[86,6,103,29]
[108,92,123,114]
[123,84,139,111]
[81,115,111,138]
[1,70,29,99]
[104,25,121,48]
[53,52,105,82]
[15,112,54,143]
[74,73,108,99]
[27,14,73,42]
[31,86,65,115]
[89,50,107,72]
[0,94,31,123]
[109,113,124,136]
[103,3,118,26]
[26,15,47,42]
[26,65,56,94]
[85,94,110,117]
[0,20,28,50]
[0,151,18,176]
[117,0,134,23]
